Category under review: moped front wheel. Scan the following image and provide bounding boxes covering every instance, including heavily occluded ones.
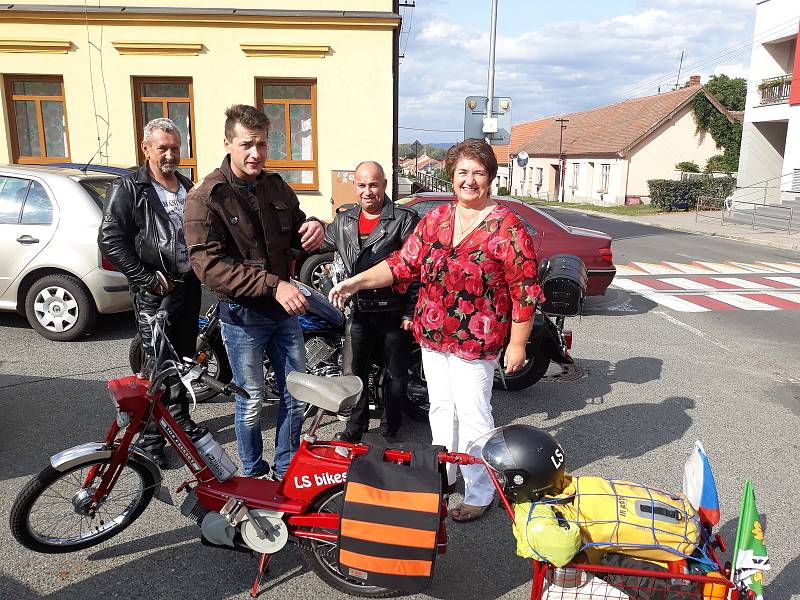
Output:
[300,486,400,598]
[9,456,156,553]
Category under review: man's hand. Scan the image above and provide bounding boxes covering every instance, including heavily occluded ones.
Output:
[401,319,413,331]
[503,342,527,374]
[298,220,325,251]
[329,278,360,310]
[148,271,175,296]
[275,281,309,315]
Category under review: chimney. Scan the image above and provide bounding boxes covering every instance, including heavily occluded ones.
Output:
[688,75,701,86]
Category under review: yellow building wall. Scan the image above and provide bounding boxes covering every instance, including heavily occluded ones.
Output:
[0,4,396,218]
[626,105,721,198]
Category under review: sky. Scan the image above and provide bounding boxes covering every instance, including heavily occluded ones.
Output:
[397,0,764,144]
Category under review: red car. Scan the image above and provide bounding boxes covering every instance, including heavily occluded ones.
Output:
[298,193,615,296]
[397,193,616,296]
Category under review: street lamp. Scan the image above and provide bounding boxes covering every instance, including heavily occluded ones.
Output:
[555,117,569,203]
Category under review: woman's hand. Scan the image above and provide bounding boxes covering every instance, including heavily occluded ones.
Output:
[503,342,527,374]
[329,278,359,310]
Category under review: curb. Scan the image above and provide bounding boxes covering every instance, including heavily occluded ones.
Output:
[536,205,800,252]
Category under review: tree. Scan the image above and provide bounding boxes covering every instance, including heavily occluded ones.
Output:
[692,74,746,173]
[675,161,700,173]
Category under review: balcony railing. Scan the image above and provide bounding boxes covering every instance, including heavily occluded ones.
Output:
[758,75,792,105]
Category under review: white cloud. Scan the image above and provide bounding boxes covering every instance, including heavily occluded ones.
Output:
[399,3,757,143]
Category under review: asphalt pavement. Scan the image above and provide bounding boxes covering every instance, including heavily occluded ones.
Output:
[1,211,799,599]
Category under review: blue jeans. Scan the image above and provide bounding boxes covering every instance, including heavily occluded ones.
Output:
[220,315,306,477]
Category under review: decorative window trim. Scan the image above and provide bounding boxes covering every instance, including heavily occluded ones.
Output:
[5,74,71,164]
[241,44,330,58]
[112,42,203,56]
[132,77,198,181]
[0,39,72,53]
[257,78,319,192]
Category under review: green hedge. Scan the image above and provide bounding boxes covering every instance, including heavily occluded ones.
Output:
[647,177,736,211]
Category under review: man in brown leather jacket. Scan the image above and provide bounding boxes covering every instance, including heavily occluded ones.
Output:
[184,104,324,479]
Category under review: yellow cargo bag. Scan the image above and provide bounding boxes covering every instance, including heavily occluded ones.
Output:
[542,476,701,562]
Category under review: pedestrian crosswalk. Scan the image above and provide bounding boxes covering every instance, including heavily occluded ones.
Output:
[611,261,800,312]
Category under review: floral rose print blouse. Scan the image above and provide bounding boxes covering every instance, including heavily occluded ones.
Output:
[387,202,542,361]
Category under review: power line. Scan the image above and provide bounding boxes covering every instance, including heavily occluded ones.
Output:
[399,126,462,132]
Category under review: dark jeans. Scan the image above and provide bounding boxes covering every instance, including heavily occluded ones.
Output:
[132,271,202,452]
[342,310,412,436]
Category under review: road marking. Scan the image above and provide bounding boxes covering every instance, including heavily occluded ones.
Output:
[612,261,800,312]
[762,292,800,306]
[754,261,798,272]
[661,277,715,290]
[765,276,800,287]
[662,262,716,274]
[611,278,656,291]
[630,262,680,274]
[709,277,771,289]
[705,293,780,310]
[642,293,709,311]
[654,311,732,352]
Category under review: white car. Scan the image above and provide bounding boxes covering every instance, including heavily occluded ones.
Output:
[0,165,132,341]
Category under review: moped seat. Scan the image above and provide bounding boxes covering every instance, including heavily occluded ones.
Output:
[286,372,363,414]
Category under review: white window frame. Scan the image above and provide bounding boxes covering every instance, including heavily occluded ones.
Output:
[600,164,610,192]
[571,162,580,188]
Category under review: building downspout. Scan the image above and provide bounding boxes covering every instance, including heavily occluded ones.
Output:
[392,0,400,201]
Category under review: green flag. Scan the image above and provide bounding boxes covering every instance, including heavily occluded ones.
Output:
[732,480,770,599]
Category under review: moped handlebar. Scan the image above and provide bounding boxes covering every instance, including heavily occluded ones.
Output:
[195,371,250,400]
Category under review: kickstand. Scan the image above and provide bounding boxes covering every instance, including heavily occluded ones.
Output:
[250,553,272,598]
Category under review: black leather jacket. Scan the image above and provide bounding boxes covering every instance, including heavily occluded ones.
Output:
[321,197,419,318]
[98,165,193,290]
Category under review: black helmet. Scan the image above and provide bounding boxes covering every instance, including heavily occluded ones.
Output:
[479,425,565,503]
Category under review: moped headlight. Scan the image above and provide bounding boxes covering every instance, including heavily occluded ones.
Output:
[109,390,131,428]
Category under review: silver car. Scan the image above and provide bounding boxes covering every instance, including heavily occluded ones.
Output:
[0,165,131,341]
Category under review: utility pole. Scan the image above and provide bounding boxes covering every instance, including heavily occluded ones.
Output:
[556,117,569,203]
[485,0,499,143]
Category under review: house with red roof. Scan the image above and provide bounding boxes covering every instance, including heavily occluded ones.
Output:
[510,77,739,204]
[490,118,549,193]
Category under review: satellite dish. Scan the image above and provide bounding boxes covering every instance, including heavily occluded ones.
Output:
[516,151,529,167]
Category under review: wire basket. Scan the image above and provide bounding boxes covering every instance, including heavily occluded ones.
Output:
[532,561,734,600]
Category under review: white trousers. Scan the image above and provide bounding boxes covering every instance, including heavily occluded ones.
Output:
[422,348,496,506]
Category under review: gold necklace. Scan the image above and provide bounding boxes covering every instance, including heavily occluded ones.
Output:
[457,204,489,236]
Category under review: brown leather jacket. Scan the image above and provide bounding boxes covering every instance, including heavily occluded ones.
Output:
[184,156,309,306]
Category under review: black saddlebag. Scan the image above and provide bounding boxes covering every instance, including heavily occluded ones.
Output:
[539,254,587,316]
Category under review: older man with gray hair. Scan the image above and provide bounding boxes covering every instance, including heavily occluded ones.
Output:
[98,117,203,467]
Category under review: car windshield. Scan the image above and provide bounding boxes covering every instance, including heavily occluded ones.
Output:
[80,178,117,209]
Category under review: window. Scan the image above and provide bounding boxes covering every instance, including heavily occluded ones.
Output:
[536,167,543,186]
[600,164,610,192]
[5,76,70,164]
[571,163,580,188]
[0,177,53,225]
[80,178,117,210]
[257,79,318,191]
[133,78,197,180]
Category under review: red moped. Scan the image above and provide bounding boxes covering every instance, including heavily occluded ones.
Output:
[8,310,481,597]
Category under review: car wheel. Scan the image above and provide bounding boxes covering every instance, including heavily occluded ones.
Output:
[298,253,335,294]
[24,274,97,341]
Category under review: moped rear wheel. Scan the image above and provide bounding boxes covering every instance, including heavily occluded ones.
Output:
[9,456,156,553]
[300,486,400,598]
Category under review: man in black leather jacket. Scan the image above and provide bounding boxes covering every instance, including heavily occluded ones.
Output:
[322,161,419,442]
[98,117,202,466]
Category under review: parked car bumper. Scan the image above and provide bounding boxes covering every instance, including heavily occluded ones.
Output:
[587,268,616,296]
[84,268,131,313]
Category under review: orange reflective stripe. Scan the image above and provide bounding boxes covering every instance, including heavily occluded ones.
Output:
[339,549,432,577]
[345,482,439,513]
[341,518,437,548]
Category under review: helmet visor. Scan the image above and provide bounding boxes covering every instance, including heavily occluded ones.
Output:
[466,425,514,474]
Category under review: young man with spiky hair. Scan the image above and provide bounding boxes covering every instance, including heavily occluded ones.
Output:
[184,104,325,479]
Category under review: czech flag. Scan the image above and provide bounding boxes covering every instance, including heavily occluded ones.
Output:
[682,440,720,526]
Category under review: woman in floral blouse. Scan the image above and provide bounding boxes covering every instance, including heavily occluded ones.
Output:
[330,139,541,522]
